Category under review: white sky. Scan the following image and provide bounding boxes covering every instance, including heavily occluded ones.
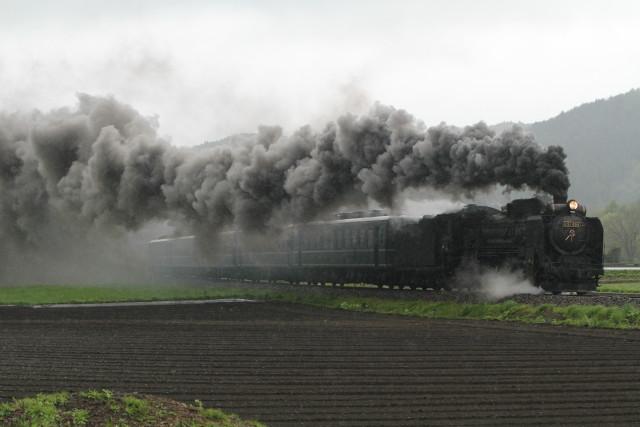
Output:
[1,0,639,146]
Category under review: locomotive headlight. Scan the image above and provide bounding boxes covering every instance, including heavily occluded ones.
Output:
[568,199,579,211]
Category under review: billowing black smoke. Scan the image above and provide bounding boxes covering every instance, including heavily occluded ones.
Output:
[0,95,569,280]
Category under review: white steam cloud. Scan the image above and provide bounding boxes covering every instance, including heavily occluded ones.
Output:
[454,262,543,300]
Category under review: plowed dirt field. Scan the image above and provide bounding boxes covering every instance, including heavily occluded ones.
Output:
[1,301,639,426]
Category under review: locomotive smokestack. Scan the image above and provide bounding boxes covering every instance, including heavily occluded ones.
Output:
[554,194,568,204]
[0,95,571,281]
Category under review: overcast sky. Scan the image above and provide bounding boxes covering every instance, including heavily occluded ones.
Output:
[1,0,639,146]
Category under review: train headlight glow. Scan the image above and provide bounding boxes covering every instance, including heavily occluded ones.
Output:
[568,199,579,211]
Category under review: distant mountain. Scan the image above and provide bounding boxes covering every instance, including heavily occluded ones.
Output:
[529,89,640,210]
[196,133,256,150]
[490,121,528,135]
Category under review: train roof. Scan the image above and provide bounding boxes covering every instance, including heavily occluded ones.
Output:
[149,235,196,244]
[149,214,425,243]
[308,215,422,225]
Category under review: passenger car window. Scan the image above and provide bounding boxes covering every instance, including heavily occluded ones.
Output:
[378,226,385,247]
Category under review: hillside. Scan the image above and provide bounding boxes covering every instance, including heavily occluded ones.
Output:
[529,89,640,209]
[197,133,256,150]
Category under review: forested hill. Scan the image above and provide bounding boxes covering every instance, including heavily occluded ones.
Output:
[529,89,640,210]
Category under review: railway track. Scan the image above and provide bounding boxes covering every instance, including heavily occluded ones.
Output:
[184,277,640,307]
[586,291,640,299]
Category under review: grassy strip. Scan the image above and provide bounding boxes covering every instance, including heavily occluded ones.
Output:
[2,284,640,329]
[307,296,640,329]
[1,279,639,305]
[598,270,640,291]
[598,282,640,293]
[0,284,256,305]
[601,269,640,283]
[0,389,265,427]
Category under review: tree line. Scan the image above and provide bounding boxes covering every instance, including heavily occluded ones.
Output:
[600,201,640,264]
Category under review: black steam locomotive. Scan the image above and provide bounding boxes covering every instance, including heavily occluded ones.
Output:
[149,197,603,293]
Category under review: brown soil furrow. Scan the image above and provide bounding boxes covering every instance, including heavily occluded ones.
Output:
[3,374,640,387]
[3,349,638,361]
[1,301,639,426]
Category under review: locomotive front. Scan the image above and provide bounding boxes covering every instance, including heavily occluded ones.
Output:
[540,199,604,292]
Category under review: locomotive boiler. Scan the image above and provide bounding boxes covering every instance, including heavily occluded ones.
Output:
[149,197,604,293]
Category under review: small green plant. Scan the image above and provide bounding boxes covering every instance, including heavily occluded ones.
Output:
[70,408,90,426]
[9,392,69,427]
[200,407,229,421]
[122,394,150,421]
[0,401,14,418]
[80,389,113,401]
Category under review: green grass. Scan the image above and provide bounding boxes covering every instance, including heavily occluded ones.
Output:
[3,284,640,330]
[599,269,640,292]
[303,296,640,329]
[0,390,265,427]
[79,389,114,401]
[122,395,150,421]
[601,269,640,283]
[0,392,70,426]
[598,282,640,293]
[0,284,257,306]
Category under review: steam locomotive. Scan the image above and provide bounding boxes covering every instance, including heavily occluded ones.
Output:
[149,197,604,293]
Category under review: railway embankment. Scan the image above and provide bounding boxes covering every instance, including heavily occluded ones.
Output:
[3,281,640,329]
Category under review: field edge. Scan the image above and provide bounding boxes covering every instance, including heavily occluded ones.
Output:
[1,284,640,330]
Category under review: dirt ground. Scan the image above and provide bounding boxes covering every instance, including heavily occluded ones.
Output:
[1,301,639,426]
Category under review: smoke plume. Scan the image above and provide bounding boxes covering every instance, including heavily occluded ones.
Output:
[0,95,570,281]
